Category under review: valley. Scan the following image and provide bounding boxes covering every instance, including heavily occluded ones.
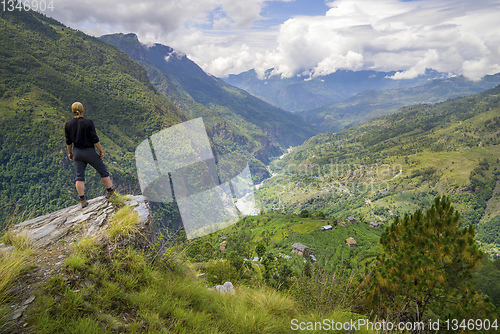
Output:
[256,86,500,257]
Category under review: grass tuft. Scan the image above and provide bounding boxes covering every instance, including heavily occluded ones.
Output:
[0,233,33,332]
[73,236,101,260]
[64,253,88,271]
[1,231,32,251]
[108,191,128,208]
[106,206,139,241]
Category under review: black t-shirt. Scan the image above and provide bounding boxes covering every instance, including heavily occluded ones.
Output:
[65,117,100,149]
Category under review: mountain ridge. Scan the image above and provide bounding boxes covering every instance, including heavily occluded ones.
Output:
[99,33,318,170]
[223,68,447,112]
[300,73,500,132]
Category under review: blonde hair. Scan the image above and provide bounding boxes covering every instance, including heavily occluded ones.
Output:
[72,102,84,117]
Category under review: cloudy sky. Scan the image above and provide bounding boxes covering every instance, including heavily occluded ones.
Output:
[48,0,500,80]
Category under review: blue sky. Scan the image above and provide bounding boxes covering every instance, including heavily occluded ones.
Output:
[49,0,500,80]
[259,0,330,28]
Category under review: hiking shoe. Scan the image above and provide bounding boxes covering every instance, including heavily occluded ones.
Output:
[106,188,115,199]
[80,196,88,208]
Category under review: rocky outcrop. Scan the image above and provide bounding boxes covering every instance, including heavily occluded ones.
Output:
[6,195,152,250]
[0,195,155,331]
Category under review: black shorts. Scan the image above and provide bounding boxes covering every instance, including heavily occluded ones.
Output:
[73,147,110,182]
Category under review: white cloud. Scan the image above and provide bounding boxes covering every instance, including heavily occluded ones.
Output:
[51,0,269,41]
[262,0,500,80]
[389,49,440,79]
[48,0,500,80]
[314,51,365,77]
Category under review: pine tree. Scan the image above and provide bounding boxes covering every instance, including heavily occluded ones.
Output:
[362,196,492,323]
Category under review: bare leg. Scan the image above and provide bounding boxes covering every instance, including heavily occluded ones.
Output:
[76,181,85,196]
[101,176,112,189]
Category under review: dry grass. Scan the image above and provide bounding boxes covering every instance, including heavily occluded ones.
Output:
[106,205,140,241]
[0,232,33,330]
[0,232,33,295]
[0,251,30,297]
[1,230,32,251]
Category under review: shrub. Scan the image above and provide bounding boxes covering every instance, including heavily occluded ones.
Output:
[228,251,244,273]
[205,260,238,285]
[299,209,311,218]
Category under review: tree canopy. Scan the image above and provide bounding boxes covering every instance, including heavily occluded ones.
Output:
[362,196,494,323]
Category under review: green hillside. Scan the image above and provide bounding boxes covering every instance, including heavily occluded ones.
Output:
[168,195,499,326]
[0,9,185,228]
[257,85,500,256]
[300,73,500,132]
[0,196,380,334]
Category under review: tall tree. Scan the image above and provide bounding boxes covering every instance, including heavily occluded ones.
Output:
[362,196,493,323]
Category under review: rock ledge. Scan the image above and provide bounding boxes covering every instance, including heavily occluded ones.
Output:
[0,195,154,331]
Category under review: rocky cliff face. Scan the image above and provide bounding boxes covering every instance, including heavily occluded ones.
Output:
[0,195,155,331]
[6,195,153,249]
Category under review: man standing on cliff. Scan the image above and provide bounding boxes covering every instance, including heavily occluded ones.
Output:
[65,102,114,208]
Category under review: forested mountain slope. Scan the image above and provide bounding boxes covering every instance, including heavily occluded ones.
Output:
[0,9,185,227]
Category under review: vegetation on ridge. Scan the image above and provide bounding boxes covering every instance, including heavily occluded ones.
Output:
[360,196,494,325]
[1,200,377,334]
[0,8,185,229]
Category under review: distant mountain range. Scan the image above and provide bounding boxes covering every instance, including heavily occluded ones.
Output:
[225,68,500,133]
[223,68,448,112]
[300,73,500,132]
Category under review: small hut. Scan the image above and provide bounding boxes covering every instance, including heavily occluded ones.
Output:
[292,243,312,257]
[345,237,357,248]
